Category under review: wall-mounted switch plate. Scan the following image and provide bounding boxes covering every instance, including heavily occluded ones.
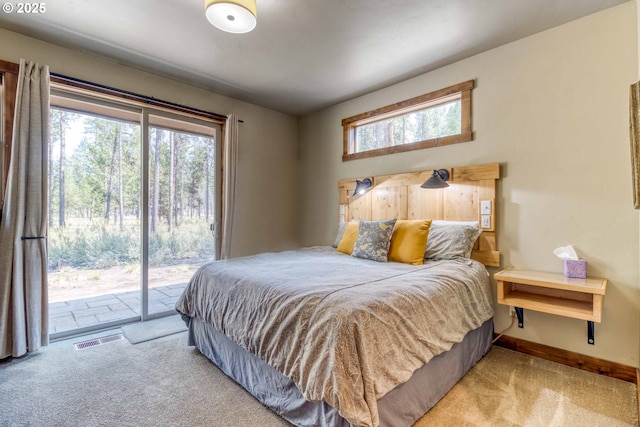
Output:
[481,215,491,229]
[481,200,492,215]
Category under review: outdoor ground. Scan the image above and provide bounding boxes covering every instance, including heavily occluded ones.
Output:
[48,262,203,303]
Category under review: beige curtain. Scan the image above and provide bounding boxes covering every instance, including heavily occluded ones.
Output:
[220,114,239,260]
[0,59,50,359]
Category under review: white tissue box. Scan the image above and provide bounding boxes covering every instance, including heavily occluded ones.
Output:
[564,259,586,279]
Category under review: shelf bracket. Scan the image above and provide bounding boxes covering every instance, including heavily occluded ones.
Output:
[510,307,595,344]
[515,307,524,328]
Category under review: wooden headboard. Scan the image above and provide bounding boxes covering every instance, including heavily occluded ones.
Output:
[337,163,500,267]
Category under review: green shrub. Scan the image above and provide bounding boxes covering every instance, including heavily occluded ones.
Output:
[48,218,214,270]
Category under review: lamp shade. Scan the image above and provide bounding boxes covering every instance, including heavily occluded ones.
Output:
[420,169,450,189]
[205,0,257,34]
[353,178,373,197]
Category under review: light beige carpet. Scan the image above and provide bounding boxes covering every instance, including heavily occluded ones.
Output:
[0,331,290,427]
[414,346,638,427]
[1,325,636,427]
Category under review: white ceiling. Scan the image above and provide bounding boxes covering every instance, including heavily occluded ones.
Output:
[0,0,629,116]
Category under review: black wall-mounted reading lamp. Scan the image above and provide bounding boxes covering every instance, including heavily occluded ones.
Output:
[420,169,450,189]
[353,178,373,196]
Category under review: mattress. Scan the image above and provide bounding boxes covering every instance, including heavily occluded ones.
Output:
[176,246,494,427]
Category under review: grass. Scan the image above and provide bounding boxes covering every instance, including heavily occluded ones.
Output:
[48,217,215,271]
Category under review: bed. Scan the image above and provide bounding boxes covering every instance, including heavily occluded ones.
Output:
[176,163,501,427]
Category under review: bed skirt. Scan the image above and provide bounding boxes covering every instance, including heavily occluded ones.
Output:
[186,315,493,427]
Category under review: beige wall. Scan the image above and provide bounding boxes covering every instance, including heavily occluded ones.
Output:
[299,3,640,366]
[636,0,640,367]
[0,28,300,258]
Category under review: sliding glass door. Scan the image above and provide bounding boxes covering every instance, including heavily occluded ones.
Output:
[145,113,220,317]
[47,90,221,338]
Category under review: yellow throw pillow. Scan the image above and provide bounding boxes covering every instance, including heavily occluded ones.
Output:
[336,221,359,255]
[388,219,432,265]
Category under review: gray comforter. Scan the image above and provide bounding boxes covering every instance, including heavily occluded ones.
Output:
[175,247,493,427]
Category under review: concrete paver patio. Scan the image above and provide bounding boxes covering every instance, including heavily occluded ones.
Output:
[48,282,188,334]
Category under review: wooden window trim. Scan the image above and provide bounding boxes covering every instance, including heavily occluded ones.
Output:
[0,59,19,216]
[341,80,474,162]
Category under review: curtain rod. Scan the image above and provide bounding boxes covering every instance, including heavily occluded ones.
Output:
[50,72,243,123]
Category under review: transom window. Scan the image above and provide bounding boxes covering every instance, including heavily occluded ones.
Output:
[342,80,474,161]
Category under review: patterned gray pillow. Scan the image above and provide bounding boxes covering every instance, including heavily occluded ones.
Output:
[424,222,481,260]
[351,219,397,262]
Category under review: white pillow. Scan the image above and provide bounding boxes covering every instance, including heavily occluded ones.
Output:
[332,222,348,248]
[425,221,481,260]
[431,220,479,227]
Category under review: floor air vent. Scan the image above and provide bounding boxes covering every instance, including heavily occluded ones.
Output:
[73,333,124,350]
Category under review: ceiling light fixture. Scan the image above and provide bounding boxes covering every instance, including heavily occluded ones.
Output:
[420,169,450,189]
[205,0,257,34]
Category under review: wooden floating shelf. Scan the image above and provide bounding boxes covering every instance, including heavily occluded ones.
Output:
[495,268,605,294]
[500,290,598,322]
[495,268,607,344]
